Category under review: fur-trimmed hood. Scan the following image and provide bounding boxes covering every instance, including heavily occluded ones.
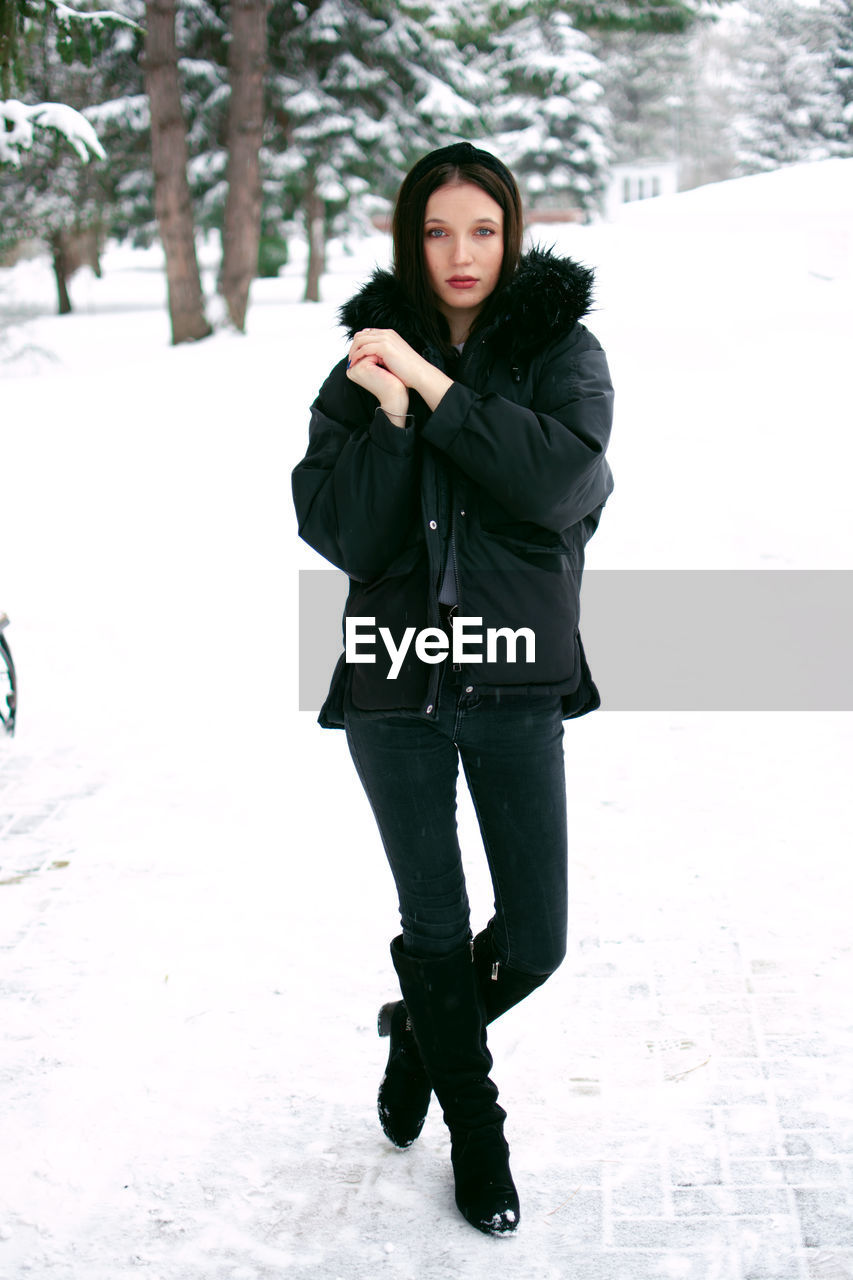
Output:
[339,246,595,362]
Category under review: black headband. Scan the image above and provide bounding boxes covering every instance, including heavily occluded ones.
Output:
[403,142,517,193]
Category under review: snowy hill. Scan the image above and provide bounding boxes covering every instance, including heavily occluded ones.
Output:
[610,156,853,288]
[615,156,853,219]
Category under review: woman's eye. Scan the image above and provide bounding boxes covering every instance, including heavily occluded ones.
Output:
[426,229,446,238]
[475,227,495,236]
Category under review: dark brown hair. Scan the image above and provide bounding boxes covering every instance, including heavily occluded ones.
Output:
[391,145,524,353]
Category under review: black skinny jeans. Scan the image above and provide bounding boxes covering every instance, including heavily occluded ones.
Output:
[344,665,569,977]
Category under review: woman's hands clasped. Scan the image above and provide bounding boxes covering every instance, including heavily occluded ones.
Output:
[346,328,412,423]
[347,328,454,423]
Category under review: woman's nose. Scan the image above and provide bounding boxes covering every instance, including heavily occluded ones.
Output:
[451,236,473,264]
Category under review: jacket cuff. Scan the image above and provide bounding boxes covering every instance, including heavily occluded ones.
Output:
[370,408,417,455]
[420,381,475,452]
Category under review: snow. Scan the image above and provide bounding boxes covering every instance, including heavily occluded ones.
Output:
[613,155,853,217]
[50,2,139,30]
[1,161,852,1278]
[0,99,107,166]
[414,73,481,125]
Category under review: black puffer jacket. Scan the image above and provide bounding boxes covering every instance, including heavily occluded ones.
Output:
[292,247,615,728]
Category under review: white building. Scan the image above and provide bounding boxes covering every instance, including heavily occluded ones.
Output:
[604,159,679,221]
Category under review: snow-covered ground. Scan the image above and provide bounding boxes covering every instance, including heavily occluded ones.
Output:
[1,159,852,1280]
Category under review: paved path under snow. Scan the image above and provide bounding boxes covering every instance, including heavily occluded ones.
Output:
[2,709,852,1280]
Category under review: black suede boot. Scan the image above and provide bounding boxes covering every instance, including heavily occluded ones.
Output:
[472,925,550,1023]
[377,927,550,1150]
[389,935,520,1236]
[376,1000,432,1148]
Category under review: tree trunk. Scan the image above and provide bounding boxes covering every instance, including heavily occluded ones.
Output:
[303,176,326,304]
[1,0,16,101]
[143,0,211,344]
[220,0,269,332]
[50,232,73,315]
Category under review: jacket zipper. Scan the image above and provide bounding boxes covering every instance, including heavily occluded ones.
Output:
[449,513,462,671]
[424,338,484,714]
[447,341,484,676]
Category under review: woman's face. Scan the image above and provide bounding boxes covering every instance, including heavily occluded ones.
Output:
[423,181,504,336]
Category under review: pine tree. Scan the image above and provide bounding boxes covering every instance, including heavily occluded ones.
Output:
[83,4,154,249]
[732,0,839,174]
[0,1,145,312]
[266,0,480,301]
[479,7,610,215]
[590,25,692,165]
[0,0,138,164]
[822,0,853,154]
[173,0,230,239]
[560,0,731,36]
[0,108,107,310]
[434,0,725,218]
[672,11,740,189]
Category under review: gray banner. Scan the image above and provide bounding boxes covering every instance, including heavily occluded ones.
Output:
[298,570,853,711]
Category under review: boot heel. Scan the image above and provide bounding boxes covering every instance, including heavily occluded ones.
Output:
[376,997,432,1147]
[378,1002,397,1037]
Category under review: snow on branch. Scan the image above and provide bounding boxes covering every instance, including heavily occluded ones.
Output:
[413,71,482,125]
[0,99,107,166]
[44,0,141,32]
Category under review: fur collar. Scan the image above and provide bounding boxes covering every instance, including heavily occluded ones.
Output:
[338,246,595,361]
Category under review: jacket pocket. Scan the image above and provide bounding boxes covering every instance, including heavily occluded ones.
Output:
[476,492,570,555]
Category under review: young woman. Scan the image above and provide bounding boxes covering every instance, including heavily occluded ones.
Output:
[292,141,614,1236]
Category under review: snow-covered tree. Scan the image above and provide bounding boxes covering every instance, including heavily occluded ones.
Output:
[731,0,840,174]
[589,24,692,165]
[0,0,138,165]
[434,0,730,217]
[670,11,741,189]
[587,0,846,190]
[82,5,153,249]
[0,1,145,312]
[266,0,480,301]
[0,108,107,310]
[559,0,732,36]
[0,98,105,164]
[822,0,853,154]
[172,0,229,238]
[477,7,610,214]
